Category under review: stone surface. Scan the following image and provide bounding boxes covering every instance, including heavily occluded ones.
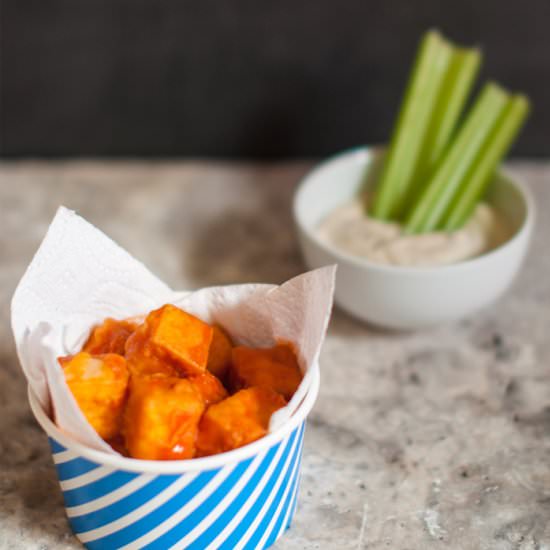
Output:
[0,160,549,549]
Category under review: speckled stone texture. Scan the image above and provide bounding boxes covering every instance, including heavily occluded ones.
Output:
[0,161,549,550]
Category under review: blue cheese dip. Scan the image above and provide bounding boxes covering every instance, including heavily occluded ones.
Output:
[317,199,511,267]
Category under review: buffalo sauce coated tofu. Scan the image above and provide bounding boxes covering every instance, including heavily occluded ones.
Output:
[196,387,286,456]
[124,325,180,378]
[228,344,303,400]
[189,371,228,406]
[58,303,305,461]
[83,318,139,355]
[206,326,233,380]
[122,375,205,460]
[125,305,213,377]
[60,352,129,440]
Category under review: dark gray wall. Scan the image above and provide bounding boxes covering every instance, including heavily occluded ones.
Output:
[2,0,549,158]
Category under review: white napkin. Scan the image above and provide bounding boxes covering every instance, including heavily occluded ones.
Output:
[11,207,336,455]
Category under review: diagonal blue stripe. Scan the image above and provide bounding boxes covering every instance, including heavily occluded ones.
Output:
[266,451,302,547]
[49,438,66,454]
[283,425,308,534]
[84,468,220,549]
[287,470,302,529]
[217,425,301,550]
[56,457,100,481]
[286,427,306,531]
[69,474,180,533]
[185,443,282,550]
[243,425,304,550]
[264,428,305,548]
[62,470,140,508]
[142,457,254,550]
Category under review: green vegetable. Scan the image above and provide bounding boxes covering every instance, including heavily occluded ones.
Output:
[370,31,452,220]
[441,95,530,231]
[368,30,530,232]
[405,47,481,206]
[403,82,509,234]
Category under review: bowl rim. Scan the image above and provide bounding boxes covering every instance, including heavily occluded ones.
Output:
[28,365,320,474]
[293,145,535,275]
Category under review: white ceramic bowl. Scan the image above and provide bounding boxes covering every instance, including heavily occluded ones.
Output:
[293,146,534,330]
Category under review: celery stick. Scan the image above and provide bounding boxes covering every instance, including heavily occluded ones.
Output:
[405,47,481,205]
[370,31,452,221]
[404,83,509,234]
[441,95,530,231]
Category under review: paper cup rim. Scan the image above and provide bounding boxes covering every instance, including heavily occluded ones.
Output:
[28,366,320,474]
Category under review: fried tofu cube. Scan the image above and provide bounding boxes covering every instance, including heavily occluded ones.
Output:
[83,318,139,356]
[229,344,303,400]
[150,305,213,374]
[124,326,180,378]
[127,356,180,378]
[60,352,129,440]
[189,371,228,406]
[125,305,213,376]
[122,375,204,460]
[196,387,286,456]
[206,326,233,379]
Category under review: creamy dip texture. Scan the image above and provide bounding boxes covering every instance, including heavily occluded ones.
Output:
[317,199,511,267]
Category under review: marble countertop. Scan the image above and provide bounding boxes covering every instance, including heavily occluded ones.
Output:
[0,160,549,549]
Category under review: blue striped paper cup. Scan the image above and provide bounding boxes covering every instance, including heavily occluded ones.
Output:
[28,367,319,550]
